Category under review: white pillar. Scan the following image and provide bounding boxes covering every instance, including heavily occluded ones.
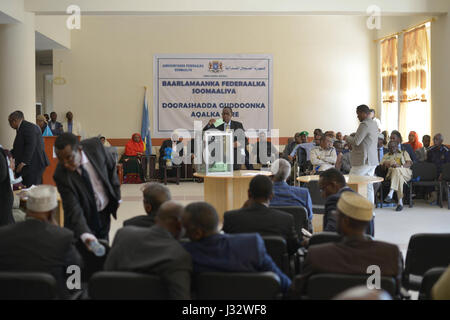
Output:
[0,12,36,149]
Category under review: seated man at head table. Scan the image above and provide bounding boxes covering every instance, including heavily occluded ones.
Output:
[269,158,313,222]
[292,192,403,298]
[123,182,171,228]
[105,201,192,300]
[181,201,292,294]
[222,174,301,255]
[0,185,82,299]
[318,168,374,236]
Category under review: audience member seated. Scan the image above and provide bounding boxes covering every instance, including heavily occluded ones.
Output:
[182,202,292,293]
[0,185,81,299]
[318,168,354,232]
[427,133,450,177]
[389,130,417,162]
[377,133,388,163]
[36,115,53,136]
[415,134,431,162]
[123,182,171,228]
[324,131,336,140]
[334,140,351,174]
[251,131,278,166]
[336,132,344,143]
[282,132,303,164]
[333,286,392,300]
[310,135,337,172]
[294,192,403,295]
[406,131,423,153]
[48,112,63,136]
[105,201,192,300]
[269,159,313,221]
[380,141,413,212]
[159,132,184,180]
[120,133,145,183]
[62,111,83,137]
[298,131,316,162]
[381,130,389,148]
[223,175,300,254]
[100,136,111,147]
[432,265,450,300]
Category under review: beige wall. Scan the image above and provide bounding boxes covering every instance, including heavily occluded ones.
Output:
[53,15,377,139]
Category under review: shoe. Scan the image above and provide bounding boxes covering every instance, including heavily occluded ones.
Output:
[384,195,393,203]
[395,205,403,212]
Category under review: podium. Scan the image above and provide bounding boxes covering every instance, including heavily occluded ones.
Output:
[42,136,80,185]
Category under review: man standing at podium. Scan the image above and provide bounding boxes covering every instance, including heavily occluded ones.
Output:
[203,107,253,170]
[8,111,49,187]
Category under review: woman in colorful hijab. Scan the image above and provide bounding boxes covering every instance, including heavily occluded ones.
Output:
[407,131,423,151]
[120,133,145,183]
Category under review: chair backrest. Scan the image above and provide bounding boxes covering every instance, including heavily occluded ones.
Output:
[261,235,289,275]
[411,162,438,181]
[418,267,447,300]
[306,180,326,214]
[194,272,282,300]
[89,271,169,300]
[0,272,58,300]
[270,206,308,236]
[76,239,111,282]
[404,233,450,277]
[308,232,342,248]
[300,273,397,300]
[442,163,450,181]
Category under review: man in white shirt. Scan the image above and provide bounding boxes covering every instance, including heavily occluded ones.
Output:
[369,109,382,133]
[62,111,83,137]
[310,135,337,172]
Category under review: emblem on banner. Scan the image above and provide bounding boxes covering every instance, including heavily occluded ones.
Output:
[208,61,223,73]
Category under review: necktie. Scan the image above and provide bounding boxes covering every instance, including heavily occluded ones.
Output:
[79,165,102,233]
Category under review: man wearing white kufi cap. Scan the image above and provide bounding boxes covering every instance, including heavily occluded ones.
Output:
[292,192,403,298]
[0,185,81,298]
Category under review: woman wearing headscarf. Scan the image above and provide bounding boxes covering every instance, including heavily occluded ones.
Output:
[407,131,423,151]
[119,133,145,183]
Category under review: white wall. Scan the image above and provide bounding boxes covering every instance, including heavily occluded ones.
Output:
[53,15,376,139]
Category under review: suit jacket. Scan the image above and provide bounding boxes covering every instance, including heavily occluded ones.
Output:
[223,202,300,254]
[105,225,192,299]
[123,213,156,228]
[346,118,379,167]
[0,149,14,226]
[53,138,121,239]
[401,143,418,163]
[323,186,354,232]
[182,233,291,293]
[295,236,403,296]
[11,120,49,182]
[0,219,81,298]
[48,121,63,136]
[270,181,313,220]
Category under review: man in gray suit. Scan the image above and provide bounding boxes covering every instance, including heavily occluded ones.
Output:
[104,201,192,300]
[345,105,379,203]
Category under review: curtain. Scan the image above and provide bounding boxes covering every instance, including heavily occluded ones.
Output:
[381,36,398,134]
[399,25,430,139]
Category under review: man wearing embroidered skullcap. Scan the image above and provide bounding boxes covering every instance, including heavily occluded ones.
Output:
[0,185,81,299]
[292,192,403,299]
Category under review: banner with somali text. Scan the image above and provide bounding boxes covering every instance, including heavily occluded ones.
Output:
[153,54,273,138]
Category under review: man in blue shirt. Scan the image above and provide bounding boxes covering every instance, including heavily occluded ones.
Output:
[269,158,313,220]
[182,202,292,293]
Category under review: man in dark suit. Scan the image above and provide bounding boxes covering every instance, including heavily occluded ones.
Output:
[182,201,292,293]
[53,133,121,246]
[8,111,49,187]
[203,107,253,170]
[123,182,171,228]
[223,175,300,254]
[0,147,14,226]
[48,112,64,136]
[159,132,184,180]
[293,192,403,298]
[0,185,81,299]
[250,130,278,166]
[105,201,192,299]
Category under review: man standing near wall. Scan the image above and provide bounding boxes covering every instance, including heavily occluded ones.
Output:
[345,105,379,203]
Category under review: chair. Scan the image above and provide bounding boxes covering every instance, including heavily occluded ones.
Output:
[0,272,58,300]
[270,206,310,236]
[305,180,325,214]
[162,165,181,185]
[403,233,450,290]
[296,273,398,300]
[442,163,450,209]
[262,235,290,276]
[418,267,447,300]
[307,232,342,248]
[194,272,282,300]
[89,271,169,299]
[408,162,442,208]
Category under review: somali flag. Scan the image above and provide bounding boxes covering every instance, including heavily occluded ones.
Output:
[141,87,152,155]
